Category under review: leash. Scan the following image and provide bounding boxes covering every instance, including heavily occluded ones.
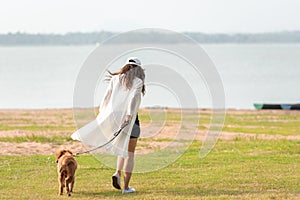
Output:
[75,124,128,156]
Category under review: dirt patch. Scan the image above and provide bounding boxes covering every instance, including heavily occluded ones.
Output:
[0,141,86,156]
[225,109,300,115]
[1,108,299,156]
[0,130,71,138]
[135,141,186,155]
[1,130,298,156]
[218,131,300,141]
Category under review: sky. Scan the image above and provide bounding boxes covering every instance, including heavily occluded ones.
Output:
[1,0,300,34]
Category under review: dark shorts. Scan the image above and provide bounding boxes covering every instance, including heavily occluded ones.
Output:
[130,124,140,138]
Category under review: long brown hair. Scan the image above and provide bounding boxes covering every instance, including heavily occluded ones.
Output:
[108,64,145,95]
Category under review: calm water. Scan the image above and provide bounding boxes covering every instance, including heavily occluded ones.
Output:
[0,44,299,109]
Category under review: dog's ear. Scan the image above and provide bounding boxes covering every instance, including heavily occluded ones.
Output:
[55,150,66,163]
[66,149,74,156]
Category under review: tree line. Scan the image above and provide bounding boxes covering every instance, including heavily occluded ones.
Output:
[0,31,299,45]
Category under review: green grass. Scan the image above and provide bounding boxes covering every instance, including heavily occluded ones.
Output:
[140,109,300,136]
[222,112,300,135]
[0,109,299,199]
[0,124,75,131]
[0,135,72,145]
[2,109,300,136]
[0,139,299,199]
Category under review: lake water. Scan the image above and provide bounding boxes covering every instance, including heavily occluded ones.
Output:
[0,44,299,109]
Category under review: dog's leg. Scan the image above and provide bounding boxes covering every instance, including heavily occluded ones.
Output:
[58,175,64,195]
[65,176,73,196]
[70,177,75,193]
[65,180,70,196]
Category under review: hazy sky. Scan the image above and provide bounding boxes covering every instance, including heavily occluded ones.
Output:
[1,0,300,33]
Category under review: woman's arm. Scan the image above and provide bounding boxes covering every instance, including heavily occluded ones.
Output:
[99,78,113,112]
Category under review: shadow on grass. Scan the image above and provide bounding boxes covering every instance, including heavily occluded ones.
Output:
[74,190,124,197]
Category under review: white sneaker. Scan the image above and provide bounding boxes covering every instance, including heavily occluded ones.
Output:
[112,172,121,190]
[122,187,136,194]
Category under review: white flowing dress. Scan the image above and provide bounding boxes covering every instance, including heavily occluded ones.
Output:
[71,74,143,158]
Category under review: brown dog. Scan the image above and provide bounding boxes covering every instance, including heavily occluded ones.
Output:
[55,149,77,196]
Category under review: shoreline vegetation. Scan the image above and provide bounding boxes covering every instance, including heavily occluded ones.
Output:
[1,31,300,45]
[0,108,299,199]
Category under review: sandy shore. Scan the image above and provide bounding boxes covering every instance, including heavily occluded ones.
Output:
[0,109,299,156]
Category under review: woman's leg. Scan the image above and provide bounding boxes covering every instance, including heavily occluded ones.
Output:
[123,138,138,190]
[116,156,124,175]
[112,156,123,189]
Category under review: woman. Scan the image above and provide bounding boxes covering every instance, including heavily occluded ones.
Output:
[71,57,145,194]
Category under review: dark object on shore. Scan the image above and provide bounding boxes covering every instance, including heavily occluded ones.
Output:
[254,103,300,110]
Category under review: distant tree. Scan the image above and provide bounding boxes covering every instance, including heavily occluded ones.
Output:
[0,31,300,45]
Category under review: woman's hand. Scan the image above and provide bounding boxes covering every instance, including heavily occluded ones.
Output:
[121,115,132,129]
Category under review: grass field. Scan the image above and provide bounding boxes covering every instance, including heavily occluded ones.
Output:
[0,109,299,199]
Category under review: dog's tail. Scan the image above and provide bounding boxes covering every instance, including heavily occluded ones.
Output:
[65,161,77,183]
[59,160,76,174]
